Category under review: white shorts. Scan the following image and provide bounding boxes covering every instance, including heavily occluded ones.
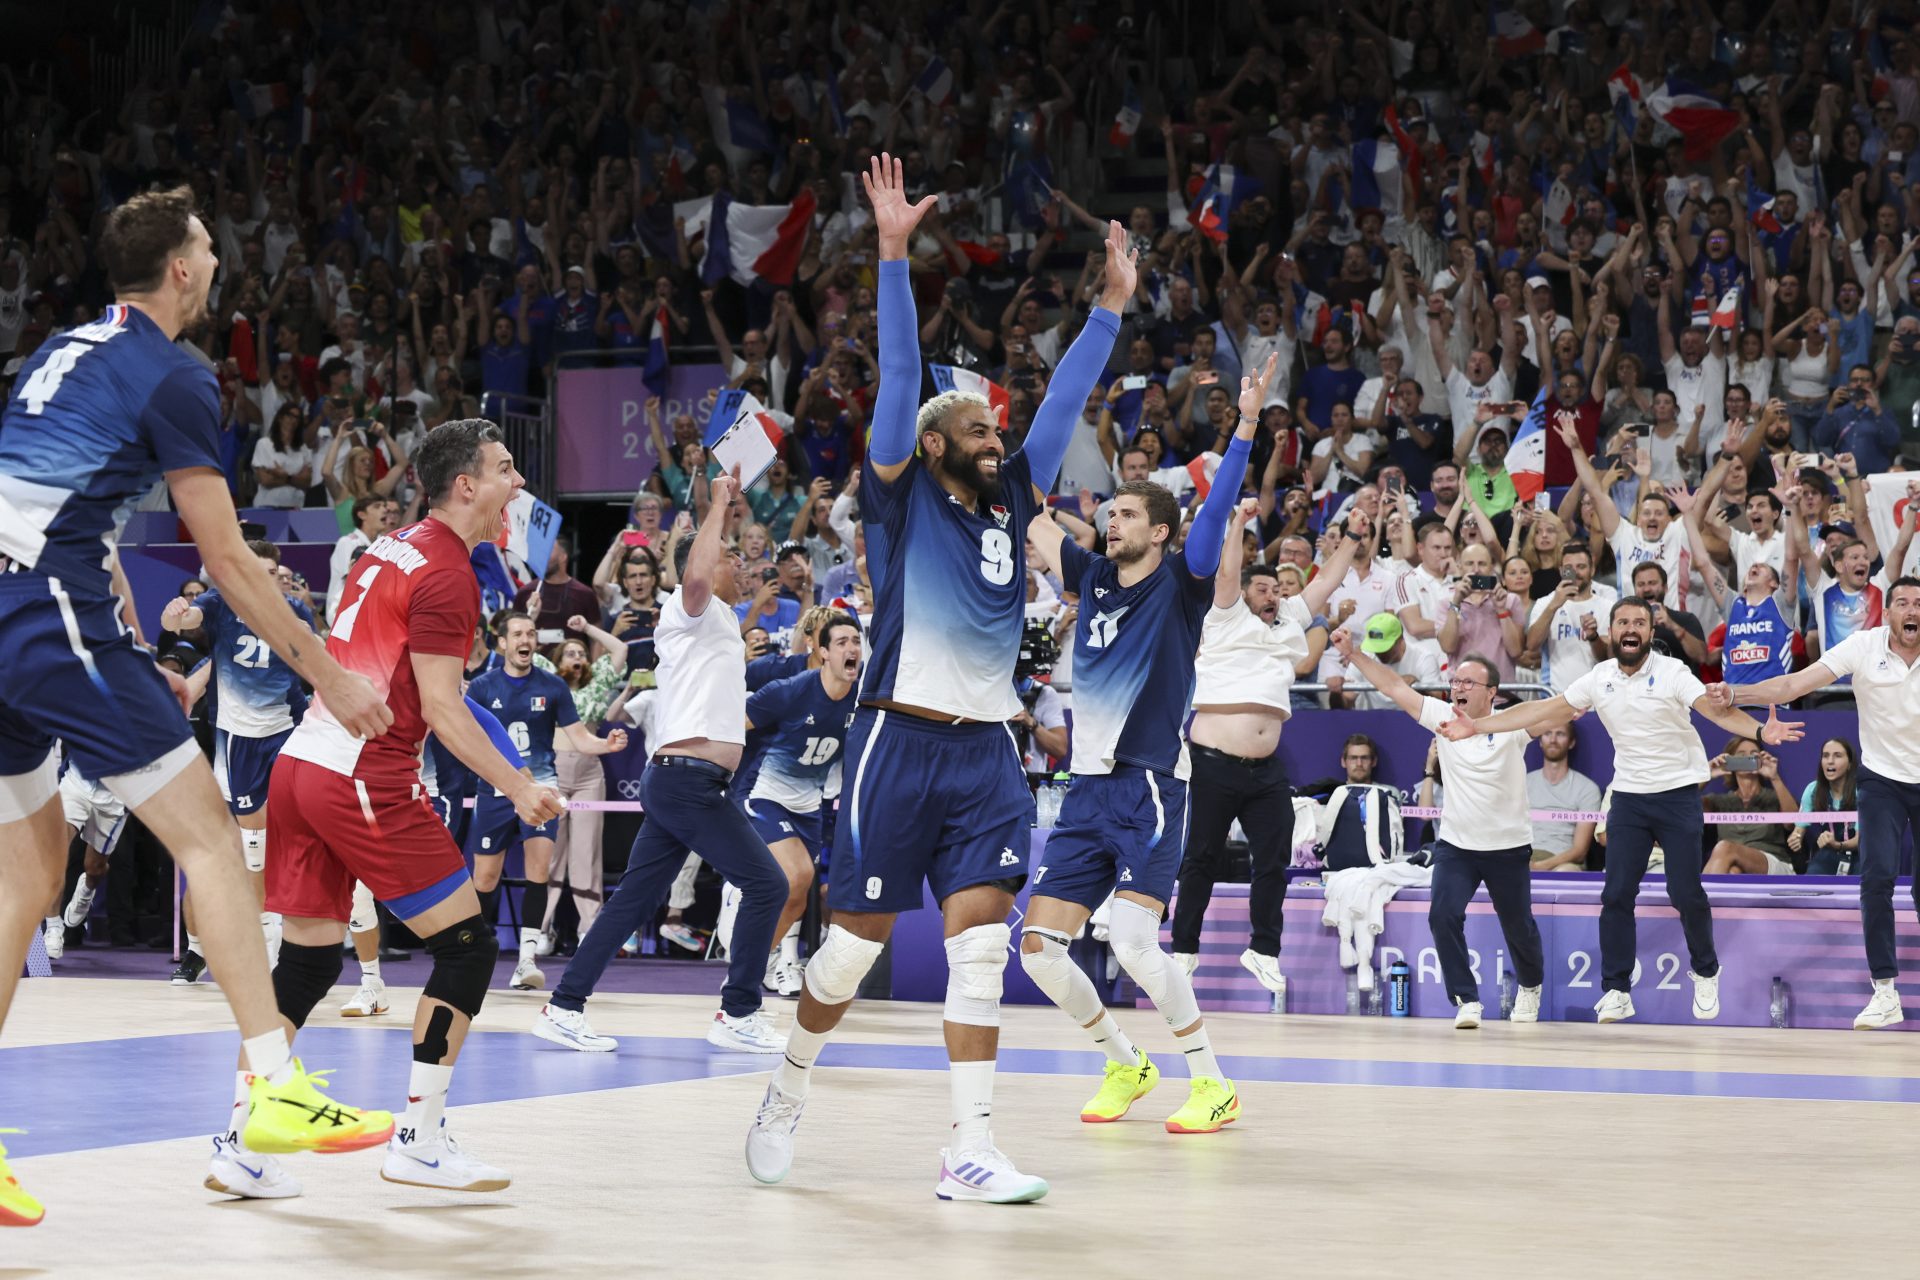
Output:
[60,767,129,857]
[1763,851,1795,876]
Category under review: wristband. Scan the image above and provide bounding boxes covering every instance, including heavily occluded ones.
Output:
[1497,610,1512,619]
[1344,528,1364,542]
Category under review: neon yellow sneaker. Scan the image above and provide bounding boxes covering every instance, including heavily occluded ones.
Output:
[1164,1076,1240,1134]
[0,1129,45,1227]
[1079,1048,1160,1123]
[242,1060,395,1155]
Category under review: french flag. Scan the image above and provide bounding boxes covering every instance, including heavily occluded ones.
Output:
[1383,103,1423,193]
[1607,64,1642,135]
[1187,451,1223,500]
[913,56,954,106]
[929,365,1011,426]
[681,188,819,288]
[1710,286,1741,331]
[1348,139,1402,215]
[1648,78,1739,161]
[1509,385,1551,503]
[643,305,671,397]
[1469,131,1498,188]
[234,80,291,121]
[1489,0,1546,58]
[1750,197,1785,234]
[1191,196,1226,242]
[1110,83,1144,147]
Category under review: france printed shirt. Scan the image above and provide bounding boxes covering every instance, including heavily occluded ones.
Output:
[466,666,578,786]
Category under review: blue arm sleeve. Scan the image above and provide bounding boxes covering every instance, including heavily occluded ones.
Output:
[1182,434,1252,580]
[869,259,923,467]
[1022,307,1122,492]
[465,695,526,767]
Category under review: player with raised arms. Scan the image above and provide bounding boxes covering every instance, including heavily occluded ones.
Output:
[1017,354,1278,1133]
[743,154,1135,1203]
[0,185,397,1227]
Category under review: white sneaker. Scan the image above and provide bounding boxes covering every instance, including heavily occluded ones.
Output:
[1511,986,1542,1023]
[42,918,64,961]
[1594,990,1636,1023]
[746,1082,805,1184]
[509,955,546,991]
[935,1142,1049,1204]
[1854,980,1904,1030]
[707,1009,787,1054]
[535,929,557,958]
[531,1003,618,1052]
[772,958,804,998]
[1173,952,1198,976]
[340,979,389,1017]
[1453,1001,1483,1030]
[1238,948,1286,998]
[1690,969,1721,1021]
[205,1135,302,1199]
[380,1127,510,1192]
[63,887,94,929]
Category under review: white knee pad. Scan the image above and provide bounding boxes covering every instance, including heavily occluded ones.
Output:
[1110,899,1200,1029]
[944,922,1010,1027]
[1020,926,1103,1024]
[802,923,885,1006]
[241,827,267,873]
[349,881,378,934]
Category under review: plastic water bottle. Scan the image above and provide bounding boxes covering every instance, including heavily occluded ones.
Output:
[1388,960,1411,1017]
[1770,976,1791,1029]
[1346,969,1361,1015]
[1367,977,1384,1016]
[1499,967,1517,1020]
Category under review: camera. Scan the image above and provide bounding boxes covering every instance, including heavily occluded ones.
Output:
[1468,574,1498,591]
[1014,616,1059,681]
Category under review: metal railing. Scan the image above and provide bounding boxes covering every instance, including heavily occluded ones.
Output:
[486,392,555,505]
[1292,683,1555,698]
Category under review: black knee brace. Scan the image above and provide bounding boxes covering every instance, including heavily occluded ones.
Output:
[421,915,498,1018]
[272,941,344,1029]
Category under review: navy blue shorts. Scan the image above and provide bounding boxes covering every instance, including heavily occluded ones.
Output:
[1035,768,1190,910]
[465,785,560,857]
[0,575,193,782]
[746,796,824,854]
[828,707,1030,914]
[215,728,292,816]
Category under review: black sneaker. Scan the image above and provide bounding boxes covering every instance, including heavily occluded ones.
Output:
[171,950,207,985]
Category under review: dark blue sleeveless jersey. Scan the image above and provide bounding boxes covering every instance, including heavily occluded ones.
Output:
[0,305,222,595]
[1720,592,1795,686]
[860,450,1037,721]
[1055,538,1213,779]
[466,665,578,786]
[194,588,311,736]
[746,669,858,813]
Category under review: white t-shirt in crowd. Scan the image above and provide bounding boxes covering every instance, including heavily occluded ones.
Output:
[1415,696,1534,850]
[651,586,747,749]
[1662,350,1727,456]
[1394,562,1455,677]
[1192,598,1309,715]
[1817,627,1920,783]
[1609,520,1689,609]
[1339,643,1444,709]
[1021,683,1068,774]
[1727,525,1787,585]
[251,439,313,508]
[1445,367,1511,432]
[1527,583,1618,692]
[1240,329,1296,408]
[1562,652,1709,794]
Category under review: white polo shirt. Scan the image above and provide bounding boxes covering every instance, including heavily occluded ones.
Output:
[1562,652,1709,794]
[1192,598,1309,715]
[1817,627,1920,783]
[650,587,746,751]
[1416,696,1534,851]
[1394,562,1455,677]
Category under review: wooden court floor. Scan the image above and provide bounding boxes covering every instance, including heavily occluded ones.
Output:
[2,978,1914,1279]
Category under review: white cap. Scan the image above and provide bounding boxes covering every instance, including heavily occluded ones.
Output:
[1526,275,1551,291]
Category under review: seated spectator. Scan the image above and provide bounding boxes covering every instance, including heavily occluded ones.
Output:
[1792,737,1861,876]
[1296,732,1385,800]
[1527,723,1602,870]
[1702,737,1799,875]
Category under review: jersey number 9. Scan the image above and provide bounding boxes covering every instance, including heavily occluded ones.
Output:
[979,529,1014,586]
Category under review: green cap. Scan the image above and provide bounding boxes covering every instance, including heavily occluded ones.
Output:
[1361,611,1403,655]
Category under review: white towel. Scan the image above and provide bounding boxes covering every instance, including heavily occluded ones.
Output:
[1321,862,1434,985]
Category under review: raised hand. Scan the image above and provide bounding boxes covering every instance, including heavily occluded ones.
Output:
[862,152,938,258]
[710,465,742,510]
[566,614,589,633]
[1760,703,1805,746]
[1097,219,1139,310]
[1232,496,1260,526]
[1328,627,1356,662]
[1238,351,1279,421]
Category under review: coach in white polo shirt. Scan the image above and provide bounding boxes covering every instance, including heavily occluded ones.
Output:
[1711,574,1920,1031]
[1442,595,1802,1025]
[1332,631,1544,1030]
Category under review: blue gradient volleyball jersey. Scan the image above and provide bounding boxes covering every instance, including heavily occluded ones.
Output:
[1054,538,1213,779]
[746,670,858,813]
[860,450,1037,721]
[466,666,577,786]
[0,305,222,594]
[195,588,312,736]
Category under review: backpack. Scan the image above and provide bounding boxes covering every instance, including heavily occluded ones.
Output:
[1319,784,1406,870]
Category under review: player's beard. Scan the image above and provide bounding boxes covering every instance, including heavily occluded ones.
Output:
[1610,633,1647,670]
[938,443,1002,505]
[1108,533,1149,567]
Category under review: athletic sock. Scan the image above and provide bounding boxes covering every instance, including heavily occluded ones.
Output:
[360,956,382,984]
[519,882,548,948]
[399,1062,455,1144]
[224,1070,252,1148]
[241,1028,295,1084]
[1088,1012,1140,1067]
[186,930,202,957]
[948,1059,995,1153]
[773,1022,828,1099]
[517,927,541,960]
[1177,1026,1223,1081]
[778,923,799,966]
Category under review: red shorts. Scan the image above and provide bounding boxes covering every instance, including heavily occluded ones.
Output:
[264,756,467,922]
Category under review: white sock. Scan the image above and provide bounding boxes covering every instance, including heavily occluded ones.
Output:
[72,881,95,909]
[1177,1026,1222,1081]
[779,923,799,965]
[43,915,58,929]
[360,956,382,984]
[1876,977,1897,990]
[1088,1012,1139,1066]
[241,1029,295,1084]
[399,1061,455,1144]
[225,1069,252,1148]
[773,1022,828,1099]
[518,927,541,959]
[186,931,202,956]
[949,1059,995,1153]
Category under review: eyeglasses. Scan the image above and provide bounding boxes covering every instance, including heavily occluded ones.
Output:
[1450,676,1489,689]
